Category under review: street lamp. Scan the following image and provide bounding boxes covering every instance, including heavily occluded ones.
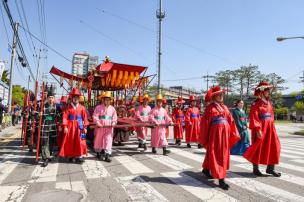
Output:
[276,36,304,42]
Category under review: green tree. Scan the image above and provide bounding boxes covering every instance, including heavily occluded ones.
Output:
[294,101,304,113]
[214,70,235,95]
[1,70,9,85]
[12,85,25,106]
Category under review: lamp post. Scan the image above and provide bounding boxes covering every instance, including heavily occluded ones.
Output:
[276,36,304,42]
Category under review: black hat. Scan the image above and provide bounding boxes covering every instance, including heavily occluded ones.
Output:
[46,85,55,97]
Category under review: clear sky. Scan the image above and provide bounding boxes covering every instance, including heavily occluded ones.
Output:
[0,0,304,94]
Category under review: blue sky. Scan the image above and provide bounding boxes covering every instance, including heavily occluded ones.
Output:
[0,0,304,94]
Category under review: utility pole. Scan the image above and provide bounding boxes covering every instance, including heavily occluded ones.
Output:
[300,70,304,89]
[8,22,18,113]
[202,73,215,91]
[156,0,165,94]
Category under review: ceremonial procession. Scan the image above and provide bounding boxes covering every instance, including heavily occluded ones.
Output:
[1,1,304,202]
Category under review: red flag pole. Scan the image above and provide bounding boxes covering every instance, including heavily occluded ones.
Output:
[31,81,39,146]
[21,93,29,150]
[35,82,45,162]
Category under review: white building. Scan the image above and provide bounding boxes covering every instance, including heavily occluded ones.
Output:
[72,53,99,76]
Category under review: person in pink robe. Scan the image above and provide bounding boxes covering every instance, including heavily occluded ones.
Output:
[93,91,117,162]
[149,94,173,155]
[135,94,151,150]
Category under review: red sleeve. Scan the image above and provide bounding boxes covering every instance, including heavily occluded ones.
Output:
[82,106,89,126]
[249,101,261,131]
[200,106,210,148]
[185,108,191,123]
[226,107,240,148]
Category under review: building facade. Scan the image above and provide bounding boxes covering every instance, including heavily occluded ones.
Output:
[72,53,99,76]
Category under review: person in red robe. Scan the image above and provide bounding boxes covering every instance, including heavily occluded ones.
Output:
[185,95,201,148]
[57,96,68,153]
[60,88,89,164]
[243,81,281,177]
[200,86,240,190]
[172,96,185,145]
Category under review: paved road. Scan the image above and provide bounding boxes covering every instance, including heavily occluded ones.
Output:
[0,123,304,202]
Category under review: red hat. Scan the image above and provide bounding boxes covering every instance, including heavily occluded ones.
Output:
[176,96,185,104]
[208,86,226,97]
[189,95,196,101]
[70,88,81,97]
[60,96,68,103]
[204,91,212,102]
[254,81,273,96]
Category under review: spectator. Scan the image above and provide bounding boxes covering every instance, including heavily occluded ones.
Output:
[0,98,6,131]
[11,102,20,126]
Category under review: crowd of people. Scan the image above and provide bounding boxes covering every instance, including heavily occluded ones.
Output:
[21,80,281,190]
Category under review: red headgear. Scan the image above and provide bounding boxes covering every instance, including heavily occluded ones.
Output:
[60,96,68,103]
[254,81,273,96]
[70,88,81,97]
[189,95,196,101]
[176,96,185,104]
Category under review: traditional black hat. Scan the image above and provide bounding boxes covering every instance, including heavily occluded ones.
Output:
[46,84,55,97]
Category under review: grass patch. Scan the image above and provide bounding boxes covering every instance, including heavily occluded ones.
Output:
[275,120,292,124]
[294,130,304,136]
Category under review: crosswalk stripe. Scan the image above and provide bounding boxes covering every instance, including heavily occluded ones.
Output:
[114,155,154,174]
[0,154,25,184]
[170,148,203,163]
[235,163,304,187]
[282,145,304,152]
[281,142,304,147]
[145,154,193,171]
[226,172,304,202]
[161,171,239,202]
[279,162,304,173]
[280,153,303,159]
[115,175,169,202]
[282,149,304,156]
[55,181,88,202]
[29,162,59,183]
[291,159,304,164]
[0,185,28,202]
[81,158,110,179]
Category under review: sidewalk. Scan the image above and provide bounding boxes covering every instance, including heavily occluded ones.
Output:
[0,124,22,146]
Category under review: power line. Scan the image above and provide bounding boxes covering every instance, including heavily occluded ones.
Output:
[0,3,9,45]
[19,24,72,63]
[163,76,203,81]
[97,8,240,66]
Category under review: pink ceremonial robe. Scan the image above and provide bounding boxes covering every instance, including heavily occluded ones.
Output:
[149,106,172,148]
[93,104,117,151]
[135,105,151,141]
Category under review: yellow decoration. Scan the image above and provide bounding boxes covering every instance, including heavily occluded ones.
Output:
[156,94,163,100]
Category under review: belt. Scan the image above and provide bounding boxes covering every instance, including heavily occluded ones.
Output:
[259,113,272,120]
[211,116,228,125]
[45,116,54,121]
[154,115,164,120]
[190,114,199,118]
[99,115,112,120]
[140,112,149,116]
[175,115,184,119]
[68,115,82,120]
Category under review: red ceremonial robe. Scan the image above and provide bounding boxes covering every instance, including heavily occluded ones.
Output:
[185,107,200,143]
[200,102,240,179]
[243,98,281,165]
[172,107,184,140]
[59,103,89,157]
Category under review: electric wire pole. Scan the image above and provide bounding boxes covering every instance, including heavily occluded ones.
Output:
[156,0,165,94]
[202,73,215,91]
[8,22,18,113]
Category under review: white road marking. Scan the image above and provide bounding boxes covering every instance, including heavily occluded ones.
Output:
[0,185,28,202]
[0,154,25,184]
[161,171,238,202]
[291,159,304,164]
[226,172,304,202]
[278,162,304,173]
[145,154,193,171]
[114,155,153,174]
[282,149,304,156]
[116,175,168,202]
[29,162,59,183]
[82,158,110,179]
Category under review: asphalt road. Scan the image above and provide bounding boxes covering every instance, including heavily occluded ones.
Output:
[0,123,304,202]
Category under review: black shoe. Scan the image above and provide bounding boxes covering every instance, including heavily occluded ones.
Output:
[163,147,171,156]
[68,158,74,163]
[219,179,229,190]
[152,147,157,154]
[138,142,143,148]
[266,165,281,177]
[253,165,263,176]
[75,158,84,164]
[118,142,124,146]
[202,169,213,179]
[105,154,111,162]
[187,143,191,148]
[96,152,101,159]
[42,159,49,167]
[29,148,33,153]
[198,144,202,149]
[143,143,147,151]
[101,150,105,155]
